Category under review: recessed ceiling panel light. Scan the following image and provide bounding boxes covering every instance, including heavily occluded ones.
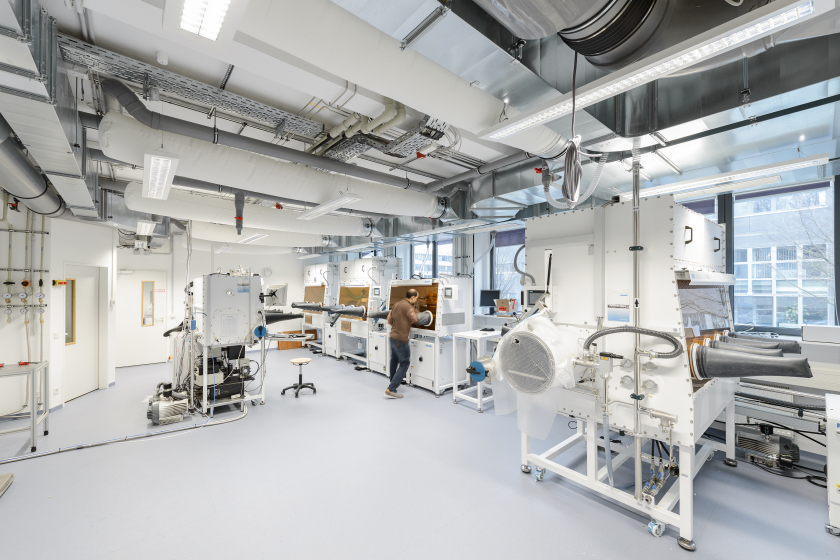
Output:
[180,0,232,41]
[238,233,269,244]
[142,151,179,200]
[297,195,362,221]
[135,220,157,236]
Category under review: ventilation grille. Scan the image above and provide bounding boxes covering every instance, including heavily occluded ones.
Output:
[498,331,555,394]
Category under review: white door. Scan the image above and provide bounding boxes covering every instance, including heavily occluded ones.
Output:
[64,265,99,401]
[116,271,168,367]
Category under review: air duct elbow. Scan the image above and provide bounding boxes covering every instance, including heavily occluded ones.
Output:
[373,102,406,135]
[362,98,396,135]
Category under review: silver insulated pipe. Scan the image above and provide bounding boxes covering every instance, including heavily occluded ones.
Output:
[0,114,65,218]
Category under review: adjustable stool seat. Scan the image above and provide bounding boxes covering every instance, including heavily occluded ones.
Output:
[283,358,316,398]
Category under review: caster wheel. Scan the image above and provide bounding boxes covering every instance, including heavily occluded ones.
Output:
[724,458,737,468]
[251,400,257,406]
[825,524,840,536]
[706,451,715,462]
[43,430,48,435]
[647,520,665,537]
[260,401,265,405]
[677,537,696,552]
[520,465,531,474]
[31,447,36,452]
[295,394,299,398]
[535,468,544,482]
[281,390,286,395]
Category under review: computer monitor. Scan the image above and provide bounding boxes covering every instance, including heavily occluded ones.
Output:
[479,290,500,308]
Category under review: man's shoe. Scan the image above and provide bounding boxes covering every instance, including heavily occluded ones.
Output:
[385,389,403,399]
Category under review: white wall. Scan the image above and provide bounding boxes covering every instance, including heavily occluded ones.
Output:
[48,219,118,408]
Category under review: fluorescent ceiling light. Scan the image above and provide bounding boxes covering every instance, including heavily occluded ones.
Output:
[462,222,523,235]
[410,221,485,237]
[651,150,683,175]
[378,241,414,248]
[180,0,231,41]
[135,220,156,236]
[238,233,269,244]
[297,195,362,221]
[337,243,374,252]
[142,151,179,200]
[214,244,230,253]
[481,0,823,141]
[673,175,781,200]
[297,253,326,260]
[619,154,828,201]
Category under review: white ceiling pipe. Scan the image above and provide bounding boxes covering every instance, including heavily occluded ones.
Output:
[101,113,440,217]
[360,98,396,135]
[190,221,331,248]
[373,102,406,136]
[241,0,566,156]
[124,183,373,237]
[329,112,361,138]
[182,236,294,255]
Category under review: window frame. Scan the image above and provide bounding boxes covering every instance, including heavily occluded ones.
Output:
[142,280,155,327]
[65,278,76,345]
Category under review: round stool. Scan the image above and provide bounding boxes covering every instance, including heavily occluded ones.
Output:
[283,358,316,398]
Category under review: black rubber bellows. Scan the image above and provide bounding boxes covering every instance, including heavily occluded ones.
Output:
[694,346,811,380]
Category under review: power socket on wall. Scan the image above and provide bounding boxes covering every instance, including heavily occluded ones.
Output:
[53,388,59,395]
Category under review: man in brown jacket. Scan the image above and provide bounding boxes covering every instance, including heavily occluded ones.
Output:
[385,289,419,398]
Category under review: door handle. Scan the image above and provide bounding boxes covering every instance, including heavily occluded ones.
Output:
[713,237,721,252]
[684,226,693,244]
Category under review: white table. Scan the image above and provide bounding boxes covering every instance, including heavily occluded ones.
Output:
[452,330,500,413]
[0,361,49,452]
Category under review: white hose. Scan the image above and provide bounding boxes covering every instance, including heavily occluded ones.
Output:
[544,153,608,209]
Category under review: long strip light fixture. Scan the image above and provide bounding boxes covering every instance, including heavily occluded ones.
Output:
[238,233,269,244]
[180,0,232,41]
[409,220,485,238]
[462,221,523,235]
[296,253,326,260]
[481,0,826,141]
[336,243,375,252]
[672,175,781,200]
[297,195,361,221]
[619,154,828,201]
[142,151,179,200]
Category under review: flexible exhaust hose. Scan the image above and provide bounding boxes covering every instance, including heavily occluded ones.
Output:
[583,326,683,359]
[513,245,536,286]
[708,340,783,357]
[0,407,248,466]
[720,335,780,350]
[734,391,825,411]
[291,302,323,311]
[264,312,305,324]
[728,332,801,354]
[369,310,390,320]
[693,347,811,379]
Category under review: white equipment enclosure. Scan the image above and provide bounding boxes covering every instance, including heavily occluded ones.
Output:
[301,263,339,355]
[501,196,740,550]
[337,257,400,371]
[388,277,473,396]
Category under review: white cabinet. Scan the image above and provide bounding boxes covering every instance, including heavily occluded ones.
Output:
[368,332,388,373]
[409,339,436,388]
[323,323,339,357]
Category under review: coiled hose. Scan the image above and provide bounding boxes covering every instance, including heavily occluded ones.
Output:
[513,245,535,286]
[543,153,608,210]
[583,326,683,359]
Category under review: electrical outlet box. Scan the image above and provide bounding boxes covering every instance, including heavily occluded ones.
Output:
[53,388,59,395]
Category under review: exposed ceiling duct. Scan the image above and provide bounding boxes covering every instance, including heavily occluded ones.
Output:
[99,111,444,219]
[182,236,295,255]
[189,221,335,248]
[0,115,66,218]
[472,0,617,40]
[241,0,567,156]
[99,79,446,201]
[123,183,375,237]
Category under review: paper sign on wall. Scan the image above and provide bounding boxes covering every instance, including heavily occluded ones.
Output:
[155,289,165,292]
[607,289,630,322]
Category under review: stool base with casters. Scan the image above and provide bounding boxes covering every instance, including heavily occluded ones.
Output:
[283,358,315,398]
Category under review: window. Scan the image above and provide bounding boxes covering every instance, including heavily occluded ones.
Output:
[65,279,76,345]
[412,242,432,278]
[753,247,770,261]
[492,228,527,309]
[142,281,155,326]
[733,183,835,329]
[681,198,717,222]
[777,246,796,261]
[437,239,453,276]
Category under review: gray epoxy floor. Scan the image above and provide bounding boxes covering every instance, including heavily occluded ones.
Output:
[0,348,837,559]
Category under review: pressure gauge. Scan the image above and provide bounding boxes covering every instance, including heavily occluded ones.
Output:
[18,293,27,299]
[2,293,10,299]
[262,268,272,278]
[36,292,45,299]
[36,307,45,314]
[3,309,11,315]
[19,308,27,314]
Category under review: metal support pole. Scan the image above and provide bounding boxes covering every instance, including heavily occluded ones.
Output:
[632,148,643,501]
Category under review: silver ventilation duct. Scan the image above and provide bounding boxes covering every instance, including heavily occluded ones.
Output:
[0,114,66,218]
[472,0,616,40]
